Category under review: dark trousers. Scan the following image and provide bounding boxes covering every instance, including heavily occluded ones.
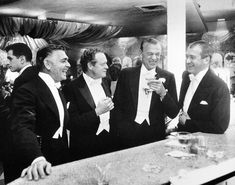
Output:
[70,130,114,161]
[118,120,165,150]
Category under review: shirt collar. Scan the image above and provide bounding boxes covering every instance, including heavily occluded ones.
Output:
[140,64,156,77]
[189,67,209,82]
[83,72,102,86]
[39,72,57,88]
[19,64,32,75]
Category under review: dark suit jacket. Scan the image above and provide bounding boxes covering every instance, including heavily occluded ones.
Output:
[6,76,69,183]
[111,65,179,147]
[12,66,38,95]
[63,75,113,160]
[177,69,230,134]
[1,66,38,182]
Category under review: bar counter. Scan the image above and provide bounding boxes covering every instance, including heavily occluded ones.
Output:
[9,125,235,185]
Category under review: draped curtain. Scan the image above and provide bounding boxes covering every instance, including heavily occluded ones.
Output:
[0,16,122,49]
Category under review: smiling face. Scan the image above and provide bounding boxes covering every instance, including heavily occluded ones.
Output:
[45,50,70,82]
[88,52,108,79]
[141,42,162,71]
[186,45,209,76]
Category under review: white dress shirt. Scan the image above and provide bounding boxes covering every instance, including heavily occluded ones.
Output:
[39,72,64,138]
[135,65,156,125]
[83,73,110,135]
[183,68,209,113]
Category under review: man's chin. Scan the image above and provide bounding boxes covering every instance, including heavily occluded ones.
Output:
[187,67,194,73]
[9,68,15,72]
[60,75,67,81]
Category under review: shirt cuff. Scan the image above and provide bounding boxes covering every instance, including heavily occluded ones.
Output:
[31,156,46,165]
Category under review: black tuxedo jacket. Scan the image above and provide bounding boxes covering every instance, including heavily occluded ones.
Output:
[63,75,112,160]
[12,66,38,95]
[111,65,179,147]
[1,66,38,183]
[7,76,69,182]
[0,66,38,122]
[178,69,230,134]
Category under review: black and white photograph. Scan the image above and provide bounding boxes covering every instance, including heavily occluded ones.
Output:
[0,0,235,184]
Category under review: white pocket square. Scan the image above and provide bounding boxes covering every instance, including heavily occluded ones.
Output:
[200,100,208,105]
[66,102,70,109]
[159,78,166,83]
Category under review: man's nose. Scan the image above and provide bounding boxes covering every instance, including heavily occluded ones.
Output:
[66,61,71,68]
[151,54,157,60]
[186,57,191,64]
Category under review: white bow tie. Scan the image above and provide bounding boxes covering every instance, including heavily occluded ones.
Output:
[189,74,197,82]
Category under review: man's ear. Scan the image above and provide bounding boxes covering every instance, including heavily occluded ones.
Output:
[19,56,26,64]
[44,59,51,70]
[87,62,93,70]
[203,56,210,65]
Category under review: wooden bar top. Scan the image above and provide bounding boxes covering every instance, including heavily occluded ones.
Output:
[9,125,235,185]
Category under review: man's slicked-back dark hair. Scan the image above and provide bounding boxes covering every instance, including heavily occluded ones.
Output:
[188,40,212,59]
[140,38,162,51]
[80,48,103,73]
[36,44,66,71]
[5,42,32,62]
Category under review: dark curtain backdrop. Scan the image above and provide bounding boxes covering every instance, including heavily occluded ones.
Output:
[0,16,122,49]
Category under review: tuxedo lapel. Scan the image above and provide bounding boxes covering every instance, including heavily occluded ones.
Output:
[77,75,96,109]
[36,77,60,120]
[101,79,111,97]
[150,67,163,109]
[130,66,141,110]
[58,89,69,127]
[179,71,190,108]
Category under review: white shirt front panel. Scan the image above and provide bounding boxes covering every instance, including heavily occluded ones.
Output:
[183,68,209,113]
[134,65,156,125]
[83,73,110,135]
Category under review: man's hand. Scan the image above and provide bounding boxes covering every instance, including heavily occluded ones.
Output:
[147,79,166,98]
[21,159,52,181]
[95,97,114,116]
[1,86,11,99]
[178,111,190,125]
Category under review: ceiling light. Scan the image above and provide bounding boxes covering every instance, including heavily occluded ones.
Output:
[135,3,166,13]
[217,18,225,22]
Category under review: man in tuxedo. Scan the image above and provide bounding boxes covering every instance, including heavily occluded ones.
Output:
[5,43,38,94]
[1,43,38,115]
[111,38,179,149]
[63,48,114,161]
[1,43,38,182]
[177,40,230,133]
[8,44,70,182]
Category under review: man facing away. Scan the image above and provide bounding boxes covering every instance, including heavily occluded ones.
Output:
[1,43,39,183]
[5,43,39,94]
[111,38,179,149]
[63,48,114,161]
[7,44,70,182]
[176,40,230,134]
[1,43,38,110]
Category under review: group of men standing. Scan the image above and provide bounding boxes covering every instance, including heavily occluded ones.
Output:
[0,37,230,183]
